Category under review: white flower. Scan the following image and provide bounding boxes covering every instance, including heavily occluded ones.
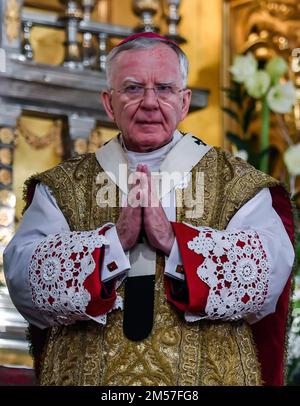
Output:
[230,53,258,84]
[284,143,300,176]
[266,57,288,82]
[294,286,300,301]
[234,149,248,161]
[288,332,300,361]
[245,70,271,98]
[267,81,297,113]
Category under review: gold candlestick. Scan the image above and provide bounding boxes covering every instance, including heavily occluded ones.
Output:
[132,0,160,32]
[163,0,186,44]
[60,0,83,69]
[82,0,96,68]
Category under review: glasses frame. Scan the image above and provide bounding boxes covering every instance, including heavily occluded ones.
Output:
[109,83,187,101]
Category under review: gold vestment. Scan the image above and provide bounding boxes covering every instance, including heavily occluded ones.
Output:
[25,146,278,385]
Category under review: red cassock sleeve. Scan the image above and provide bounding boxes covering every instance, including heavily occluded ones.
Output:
[166,186,294,387]
[83,226,117,317]
[250,186,294,386]
[165,222,210,314]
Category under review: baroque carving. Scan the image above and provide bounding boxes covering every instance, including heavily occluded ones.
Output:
[0,128,14,144]
[0,168,12,185]
[15,119,63,156]
[5,0,21,43]
[0,190,16,207]
[224,0,300,179]
[0,148,12,165]
[74,128,104,155]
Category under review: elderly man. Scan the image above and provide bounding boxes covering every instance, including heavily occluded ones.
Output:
[4,33,294,386]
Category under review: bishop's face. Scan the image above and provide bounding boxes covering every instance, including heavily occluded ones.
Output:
[101,44,191,152]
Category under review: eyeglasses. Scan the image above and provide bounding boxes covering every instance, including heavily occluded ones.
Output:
[110,84,185,101]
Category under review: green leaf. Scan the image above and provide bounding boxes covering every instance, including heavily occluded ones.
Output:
[242,99,256,134]
[222,107,240,124]
[221,86,234,93]
[293,191,300,201]
[253,147,273,170]
[296,241,300,262]
[258,147,272,159]
[247,152,259,169]
[226,131,248,150]
[222,86,243,107]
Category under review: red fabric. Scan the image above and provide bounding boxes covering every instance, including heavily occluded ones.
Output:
[251,186,294,386]
[25,184,117,318]
[115,32,180,49]
[165,222,209,313]
[83,226,117,317]
[167,186,294,386]
[0,366,36,386]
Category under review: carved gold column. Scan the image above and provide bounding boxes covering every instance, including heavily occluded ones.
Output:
[74,127,107,155]
[60,0,83,69]
[68,114,96,155]
[82,0,96,68]
[1,0,23,57]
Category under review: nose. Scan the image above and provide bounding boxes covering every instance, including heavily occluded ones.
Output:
[140,88,159,109]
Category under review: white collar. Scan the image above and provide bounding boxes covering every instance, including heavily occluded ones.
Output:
[95,130,212,197]
[121,132,182,173]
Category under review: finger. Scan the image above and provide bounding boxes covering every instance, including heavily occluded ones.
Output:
[136,164,143,173]
[127,185,143,208]
[140,165,151,191]
[143,164,151,177]
[129,169,144,190]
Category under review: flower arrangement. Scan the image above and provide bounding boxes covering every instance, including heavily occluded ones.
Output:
[224,52,297,173]
[288,226,300,385]
[281,101,300,386]
[224,52,300,385]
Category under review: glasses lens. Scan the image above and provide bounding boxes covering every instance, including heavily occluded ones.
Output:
[124,85,144,98]
[121,84,182,100]
[155,85,174,99]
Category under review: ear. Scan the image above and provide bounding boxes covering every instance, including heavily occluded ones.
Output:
[180,89,192,121]
[101,90,115,121]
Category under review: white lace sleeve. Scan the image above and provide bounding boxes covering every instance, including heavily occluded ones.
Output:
[4,183,129,328]
[29,229,109,326]
[186,227,270,321]
[183,189,294,324]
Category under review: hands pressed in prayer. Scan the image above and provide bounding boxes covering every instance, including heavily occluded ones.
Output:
[115,164,143,252]
[141,164,175,256]
[116,164,175,255]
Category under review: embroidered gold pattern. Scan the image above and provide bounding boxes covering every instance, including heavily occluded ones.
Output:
[27,145,279,386]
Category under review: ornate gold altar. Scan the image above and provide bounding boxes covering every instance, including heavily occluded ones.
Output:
[223,0,300,182]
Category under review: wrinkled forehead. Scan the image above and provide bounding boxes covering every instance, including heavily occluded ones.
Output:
[110,44,181,84]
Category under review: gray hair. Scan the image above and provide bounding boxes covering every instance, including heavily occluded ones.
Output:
[105,37,189,88]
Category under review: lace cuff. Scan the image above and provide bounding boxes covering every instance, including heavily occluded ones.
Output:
[187,227,270,321]
[29,228,109,325]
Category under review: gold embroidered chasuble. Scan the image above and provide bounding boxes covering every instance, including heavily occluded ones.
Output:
[26,146,279,386]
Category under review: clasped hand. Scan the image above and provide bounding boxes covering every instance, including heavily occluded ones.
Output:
[116,164,175,255]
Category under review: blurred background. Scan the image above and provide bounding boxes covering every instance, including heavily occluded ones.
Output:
[0,0,299,385]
